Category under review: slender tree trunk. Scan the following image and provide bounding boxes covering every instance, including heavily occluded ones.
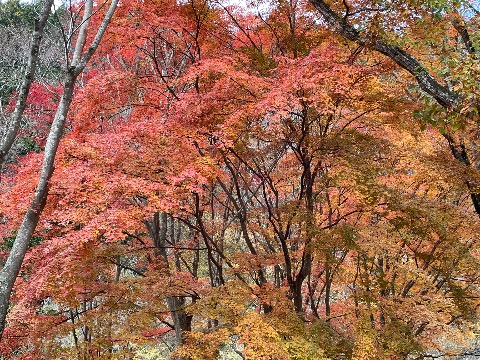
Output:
[145,212,192,347]
[0,0,118,339]
[0,71,76,338]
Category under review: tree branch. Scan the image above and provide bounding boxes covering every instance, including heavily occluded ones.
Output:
[309,0,459,108]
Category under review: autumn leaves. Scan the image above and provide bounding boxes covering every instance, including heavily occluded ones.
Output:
[0,0,479,358]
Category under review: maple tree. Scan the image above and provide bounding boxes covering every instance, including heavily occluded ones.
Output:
[0,0,119,342]
[309,0,480,215]
[0,0,479,359]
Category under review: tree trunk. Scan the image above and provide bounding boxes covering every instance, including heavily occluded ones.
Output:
[0,70,76,338]
[309,0,458,108]
[145,212,192,346]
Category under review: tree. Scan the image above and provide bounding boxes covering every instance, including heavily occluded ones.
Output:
[0,0,479,358]
[309,0,480,215]
[0,0,119,340]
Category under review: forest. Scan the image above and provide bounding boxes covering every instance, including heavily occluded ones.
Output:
[0,0,479,358]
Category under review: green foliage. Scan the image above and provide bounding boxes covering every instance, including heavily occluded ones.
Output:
[240,47,277,76]
[1,231,43,251]
[0,0,39,28]
[133,344,169,359]
[15,136,41,155]
[0,0,66,101]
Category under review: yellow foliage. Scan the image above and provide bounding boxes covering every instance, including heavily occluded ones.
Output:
[235,312,288,360]
[133,345,167,359]
[189,280,255,327]
[352,316,379,360]
[235,311,329,360]
[171,329,230,360]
